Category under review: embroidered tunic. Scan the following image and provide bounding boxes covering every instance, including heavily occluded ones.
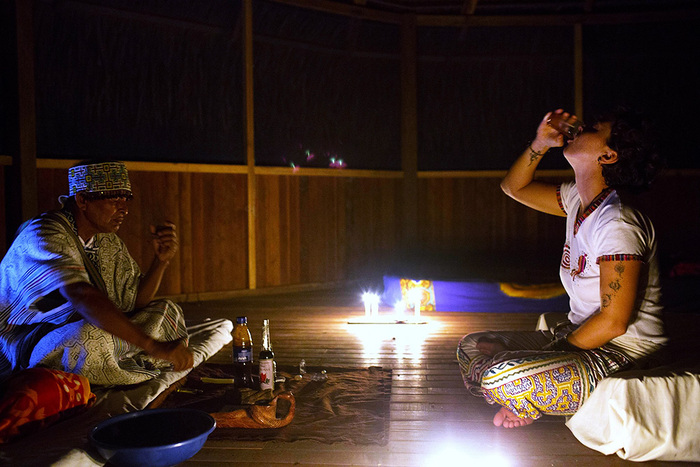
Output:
[0,210,187,385]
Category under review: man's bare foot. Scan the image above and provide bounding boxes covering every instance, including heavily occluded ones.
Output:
[476,337,507,357]
[493,406,535,428]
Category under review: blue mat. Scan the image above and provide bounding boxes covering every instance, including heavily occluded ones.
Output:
[381,275,570,313]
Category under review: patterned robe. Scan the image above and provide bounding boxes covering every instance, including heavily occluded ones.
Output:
[0,210,188,386]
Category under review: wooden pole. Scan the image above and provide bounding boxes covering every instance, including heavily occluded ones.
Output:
[574,23,584,120]
[243,0,257,289]
[400,15,418,249]
[5,0,38,242]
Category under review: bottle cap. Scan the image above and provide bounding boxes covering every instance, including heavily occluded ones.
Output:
[236,316,248,324]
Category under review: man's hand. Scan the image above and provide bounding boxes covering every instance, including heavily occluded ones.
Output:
[150,222,179,264]
[146,338,195,372]
[61,282,194,371]
[137,222,178,308]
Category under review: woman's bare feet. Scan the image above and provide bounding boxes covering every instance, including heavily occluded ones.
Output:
[493,406,535,428]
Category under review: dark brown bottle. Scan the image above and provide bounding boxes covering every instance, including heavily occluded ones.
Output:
[232,316,253,388]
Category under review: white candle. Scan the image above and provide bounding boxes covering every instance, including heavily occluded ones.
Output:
[362,292,372,317]
[408,289,422,318]
[394,300,405,319]
[362,292,380,318]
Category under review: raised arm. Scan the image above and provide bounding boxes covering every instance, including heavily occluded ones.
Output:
[135,221,179,309]
[60,281,194,371]
[500,110,571,217]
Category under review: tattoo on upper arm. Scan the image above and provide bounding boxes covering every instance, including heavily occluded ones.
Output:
[601,263,625,310]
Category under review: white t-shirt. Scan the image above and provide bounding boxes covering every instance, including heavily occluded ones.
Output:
[557,181,666,344]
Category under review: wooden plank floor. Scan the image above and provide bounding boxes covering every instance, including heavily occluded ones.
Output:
[178,286,680,467]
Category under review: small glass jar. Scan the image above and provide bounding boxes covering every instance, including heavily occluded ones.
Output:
[547,113,584,139]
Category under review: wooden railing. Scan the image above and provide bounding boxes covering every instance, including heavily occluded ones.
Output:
[30,160,405,300]
[3,158,698,299]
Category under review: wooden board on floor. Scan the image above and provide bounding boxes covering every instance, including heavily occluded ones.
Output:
[176,286,681,467]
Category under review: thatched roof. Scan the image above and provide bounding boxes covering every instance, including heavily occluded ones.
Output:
[318,0,697,16]
[4,0,700,170]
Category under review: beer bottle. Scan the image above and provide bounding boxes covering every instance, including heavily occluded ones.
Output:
[232,316,253,388]
[258,319,276,390]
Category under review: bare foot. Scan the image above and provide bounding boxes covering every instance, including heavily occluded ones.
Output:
[493,406,535,428]
[476,338,507,357]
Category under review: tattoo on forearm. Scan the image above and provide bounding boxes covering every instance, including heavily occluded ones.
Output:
[526,146,543,166]
[601,263,625,310]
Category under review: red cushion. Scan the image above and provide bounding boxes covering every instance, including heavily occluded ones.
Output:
[0,368,96,443]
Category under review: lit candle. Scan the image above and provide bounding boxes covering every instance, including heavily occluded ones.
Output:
[362,292,372,317]
[362,292,380,319]
[409,289,422,318]
[394,300,405,319]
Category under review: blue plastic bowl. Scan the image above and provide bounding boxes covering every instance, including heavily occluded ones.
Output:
[89,408,216,467]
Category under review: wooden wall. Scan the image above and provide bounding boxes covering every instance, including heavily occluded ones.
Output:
[2,162,698,298]
[32,164,405,298]
[36,167,250,297]
[418,175,566,253]
[255,174,404,287]
[625,170,700,266]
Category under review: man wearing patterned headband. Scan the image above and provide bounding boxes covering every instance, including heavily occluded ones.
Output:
[0,161,194,385]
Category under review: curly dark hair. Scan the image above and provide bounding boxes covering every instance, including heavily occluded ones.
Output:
[597,106,665,193]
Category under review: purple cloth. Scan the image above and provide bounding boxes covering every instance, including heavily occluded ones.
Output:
[381,276,569,313]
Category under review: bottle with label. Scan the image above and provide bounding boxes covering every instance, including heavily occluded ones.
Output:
[258,319,276,390]
[232,316,253,388]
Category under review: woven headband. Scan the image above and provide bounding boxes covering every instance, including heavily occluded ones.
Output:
[67,162,132,196]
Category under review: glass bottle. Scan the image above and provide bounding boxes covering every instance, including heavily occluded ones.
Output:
[258,319,276,390]
[232,316,253,388]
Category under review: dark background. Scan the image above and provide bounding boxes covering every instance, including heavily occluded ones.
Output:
[1,0,698,171]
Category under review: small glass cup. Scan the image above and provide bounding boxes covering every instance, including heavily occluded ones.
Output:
[547,113,584,139]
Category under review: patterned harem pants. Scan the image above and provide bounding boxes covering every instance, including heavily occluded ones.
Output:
[456,330,633,420]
